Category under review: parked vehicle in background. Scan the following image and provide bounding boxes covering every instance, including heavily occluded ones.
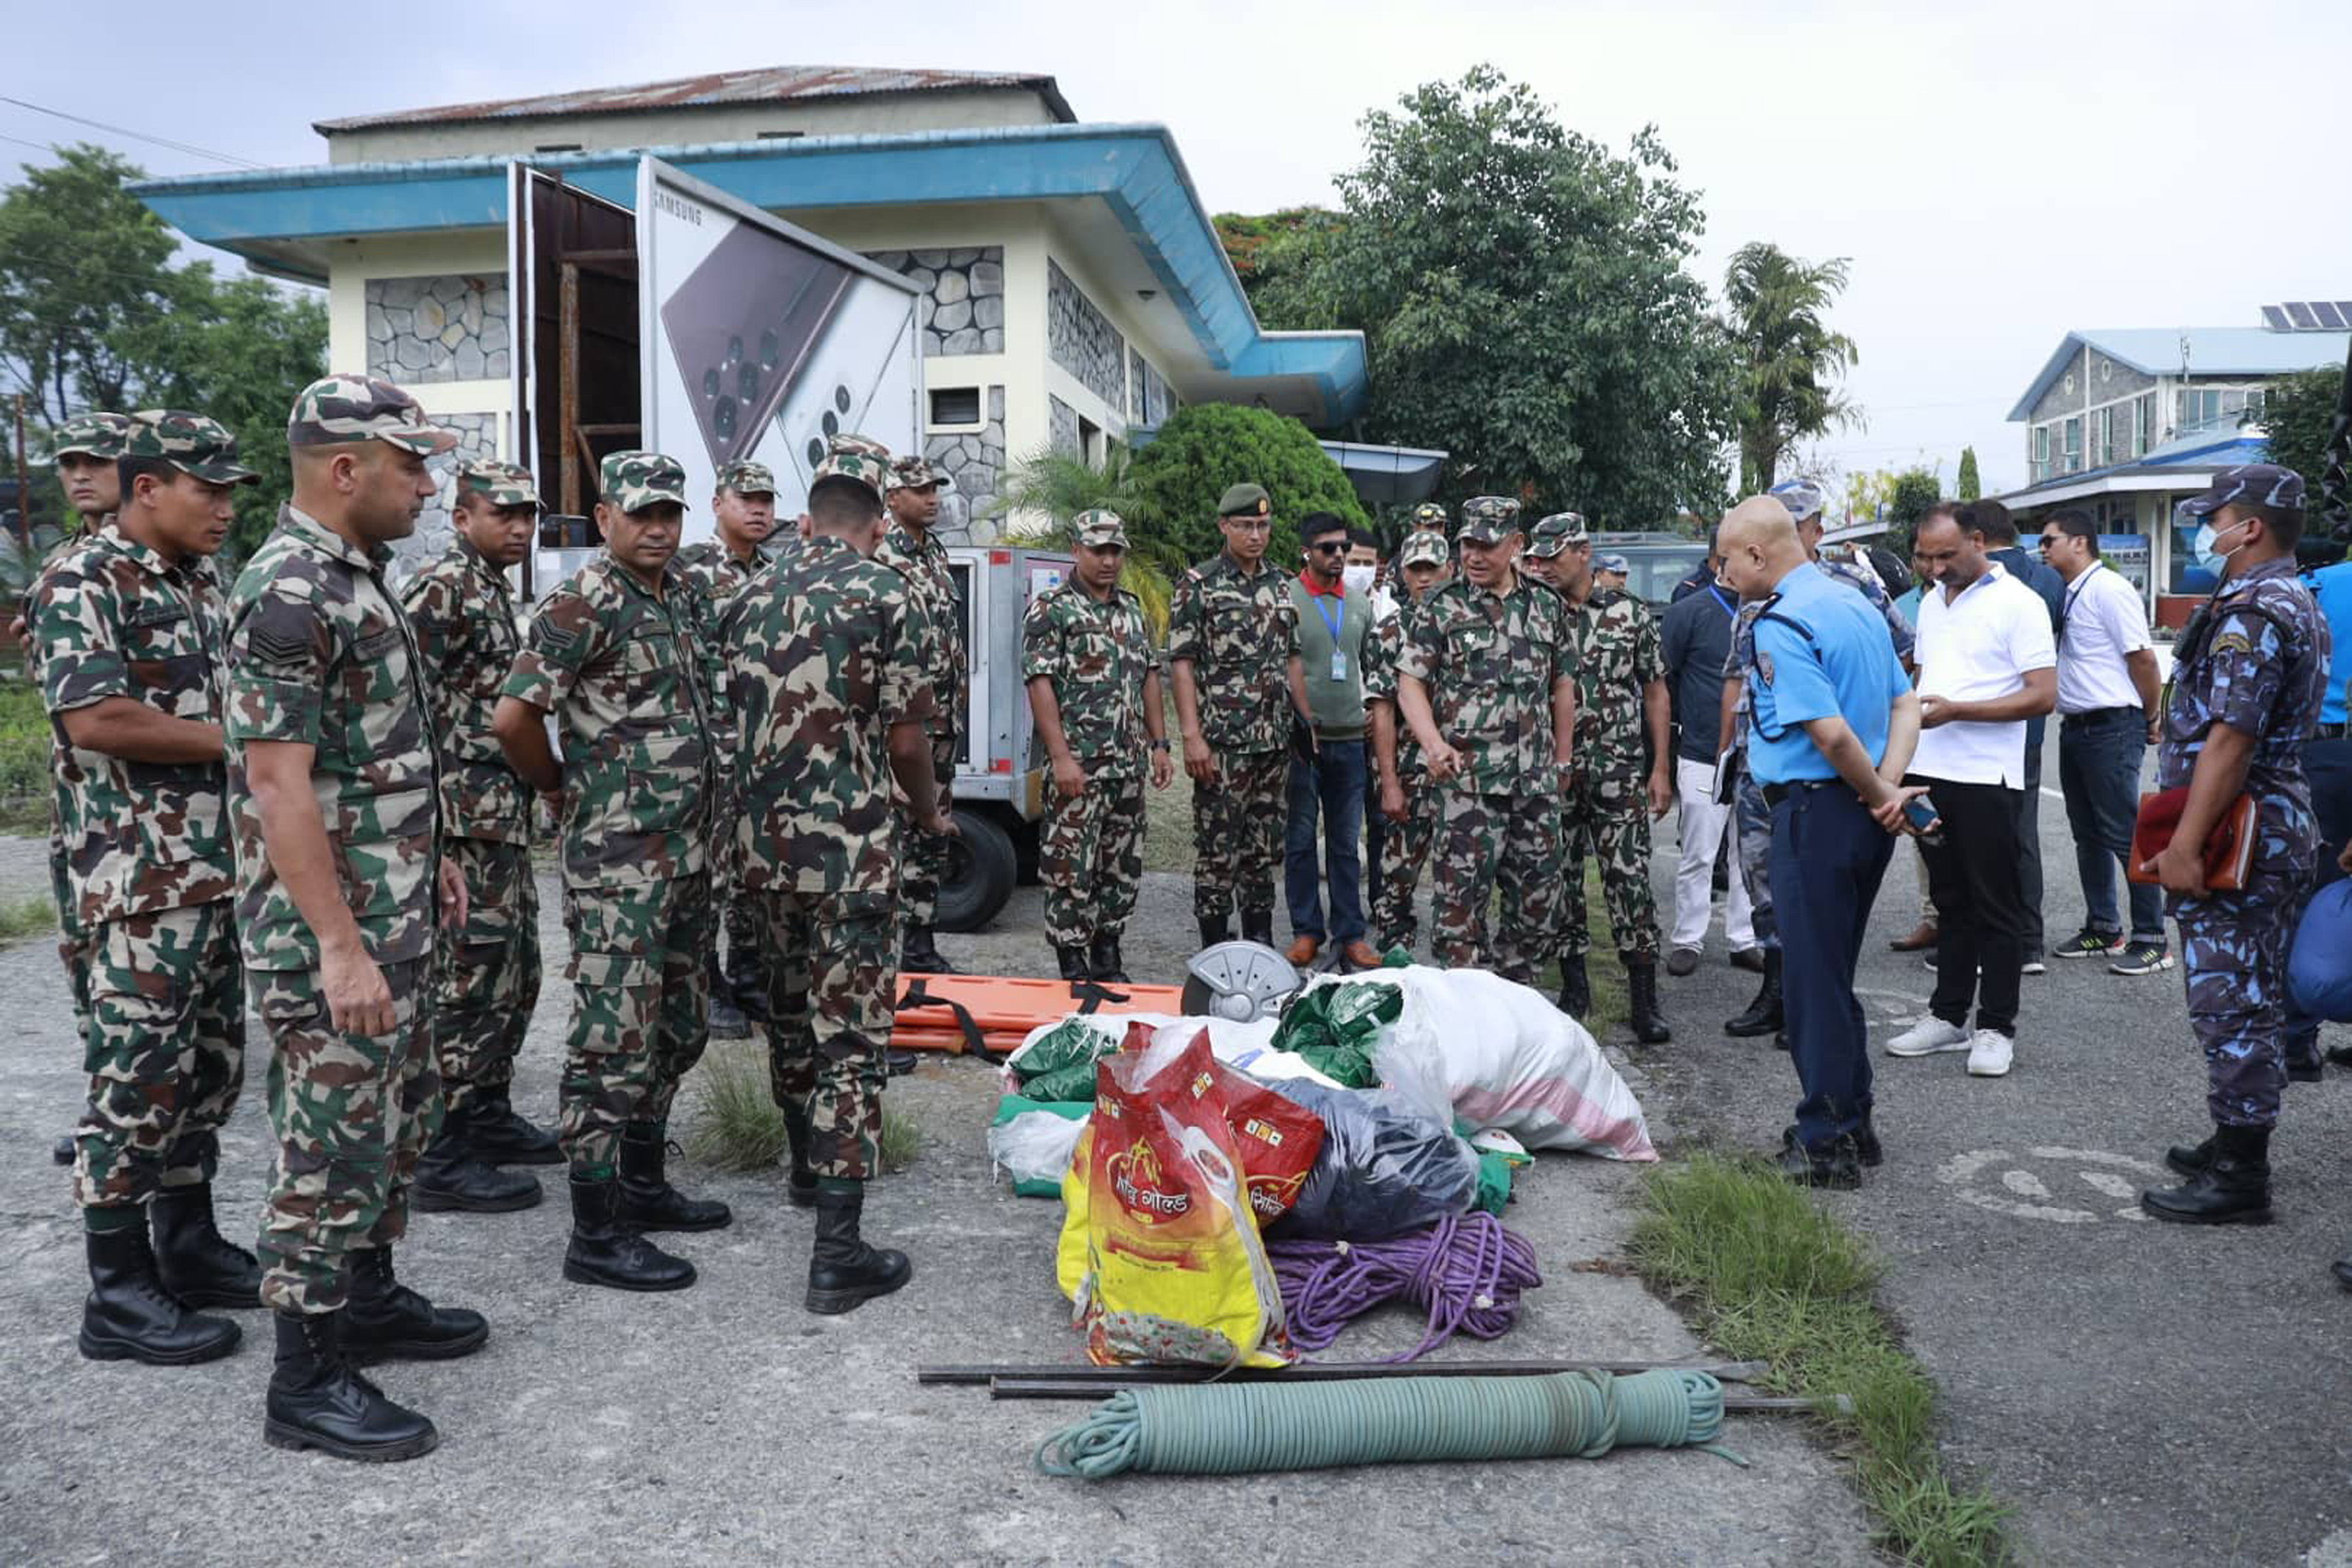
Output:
[1590,531,1709,606]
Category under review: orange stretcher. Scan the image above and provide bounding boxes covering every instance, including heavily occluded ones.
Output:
[891,974,1185,1057]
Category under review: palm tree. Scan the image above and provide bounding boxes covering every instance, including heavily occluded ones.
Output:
[988,442,1171,639]
[1723,242,1861,495]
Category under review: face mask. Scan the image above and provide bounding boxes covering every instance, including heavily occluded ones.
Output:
[1342,564,1375,598]
[2195,519,2249,581]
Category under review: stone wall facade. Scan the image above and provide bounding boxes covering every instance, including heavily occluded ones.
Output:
[1128,347,1173,427]
[862,246,1005,357]
[367,274,512,384]
[1047,258,1124,412]
[1047,394,1081,457]
[926,385,1007,545]
[387,413,499,578]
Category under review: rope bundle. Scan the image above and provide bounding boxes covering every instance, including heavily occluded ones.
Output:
[1267,1211,1541,1360]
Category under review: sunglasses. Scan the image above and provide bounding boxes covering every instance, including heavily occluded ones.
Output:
[1306,540,1348,555]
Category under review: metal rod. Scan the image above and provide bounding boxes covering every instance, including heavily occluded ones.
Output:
[918,1358,1770,1387]
[986,1377,1846,1416]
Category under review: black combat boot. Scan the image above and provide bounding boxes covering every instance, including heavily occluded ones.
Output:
[617,1120,732,1232]
[1054,944,1091,981]
[780,1103,819,1211]
[342,1247,489,1362]
[563,1174,695,1292]
[468,1085,562,1166]
[2164,1132,2217,1177]
[1725,948,1784,1037]
[1775,1132,1861,1190]
[150,1183,264,1309]
[706,952,749,1040]
[902,923,957,975]
[1196,915,1231,951]
[1556,953,1591,1021]
[1239,907,1275,949]
[1625,953,1672,1045]
[1090,936,1130,984]
[2142,1124,2272,1224]
[414,1105,543,1214]
[53,1133,75,1165]
[78,1224,242,1365]
[264,1308,438,1462]
[806,1182,912,1315]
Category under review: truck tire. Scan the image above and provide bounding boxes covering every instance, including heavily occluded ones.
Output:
[937,807,1016,933]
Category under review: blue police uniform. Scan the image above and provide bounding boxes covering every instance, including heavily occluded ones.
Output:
[1743,561,1915,1153]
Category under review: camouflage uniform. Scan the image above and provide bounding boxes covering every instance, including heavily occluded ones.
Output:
[878,455,966,938]
[399,461,540,1118]
[35,412,250,1215]
[1167,494,1301,927]
[1362,533,1448,951]
[1021,511,1158,949]
[227,380,457,1315]
[1559,583,1666,960]
[2159,555,2329,1129]
[1398,500,1576,980]
[502,452,715,1174]
[730,448,933,1179]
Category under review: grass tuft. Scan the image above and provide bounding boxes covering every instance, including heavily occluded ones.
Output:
[1629,1152,2013,1566]
[0,893,57,945]
[685,1039,921,1175]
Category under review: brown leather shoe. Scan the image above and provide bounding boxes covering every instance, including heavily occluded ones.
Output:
[1339,939,1382,972]
[1285,935,1322,966]
[1889,921,1939,953]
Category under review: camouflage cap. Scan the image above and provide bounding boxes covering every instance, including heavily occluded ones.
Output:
[454,458,542,510]
[811,449,890,508]
[1397,531,1450,569]
[2182,462,2305,517]
[1456,495,1523,546]
[1072,508,1130,549]
[54,411,133,462]
[827,432,896,465]
[1595,552,1631,576]
[1526,510,1588,559]
[1408,501,1449,532]
[598,450,689,514]
[888,454,946,492]
[287,373,457,456]
[1769,478,1828,523]
[1217,482,1272,519]
[715,459,777,497]
[123,409,259,485]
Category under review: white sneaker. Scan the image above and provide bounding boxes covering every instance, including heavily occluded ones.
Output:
[1966,1030,2014,1077]
[1886,1017,1971,1056]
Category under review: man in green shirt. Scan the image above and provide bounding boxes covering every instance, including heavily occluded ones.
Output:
[1284,511,1380,970]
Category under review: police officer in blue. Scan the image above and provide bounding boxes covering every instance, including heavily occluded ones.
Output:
[2138,464,2330,1225]
[1717,496,1927,1187]
[2295,534,2352,1074]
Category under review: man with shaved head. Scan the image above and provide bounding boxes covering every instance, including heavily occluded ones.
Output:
[1718,496,1927,1188]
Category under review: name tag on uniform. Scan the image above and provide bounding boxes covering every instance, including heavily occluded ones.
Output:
[1330,650,1348,680]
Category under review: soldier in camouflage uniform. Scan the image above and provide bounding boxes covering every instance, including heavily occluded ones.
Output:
[399,459,555,1215]
[1021,509,1173,982]
[1396,498,1578,981]
[227,374,483,1462]
[1537,513,1674,1041]
[880,454,966,973]
[1364,529,1450,954]
[1168,482,1309,951]
[496,449,728,1294]
[29,411,133,1169]
[673,457,779,1036]
[35,411,259,1367]
[2136,465,2330,1228]
[731,444,949,1313]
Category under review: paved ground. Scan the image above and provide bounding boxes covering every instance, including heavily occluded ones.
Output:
[1639,732,2352,1567]
[0,834,1870,1566]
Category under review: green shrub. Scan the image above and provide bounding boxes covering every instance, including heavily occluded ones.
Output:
[1126,403,1369,572]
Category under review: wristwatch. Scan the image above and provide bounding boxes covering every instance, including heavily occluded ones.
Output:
[1150,740,1171,752]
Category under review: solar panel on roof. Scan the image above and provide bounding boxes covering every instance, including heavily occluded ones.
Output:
[2312,301,2347,330]
[2262,305,2291,331]
[2339,302,2352,323]
[2286,301,2319,329]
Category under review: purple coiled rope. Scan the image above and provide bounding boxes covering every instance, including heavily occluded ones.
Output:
[1266,1211,1543,1362]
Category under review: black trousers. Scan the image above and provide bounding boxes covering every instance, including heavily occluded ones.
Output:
[1910,776,2027,1037]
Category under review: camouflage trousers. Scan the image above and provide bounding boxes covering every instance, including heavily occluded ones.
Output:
[1371,768,1439,953]
[2173,843,2313,1130]
[432,838,540,1113]
[1429,785,1563,983]
[253,956,436,1314]
[710,776,768,973]
[896,730,959,929]
[72,900,244,1211]
[1192,745,1287,923]
[559,873,714,1171]
[50,812,94,1028]
[1733,763,1780,950]
[1041,767,1147,947]
[1558,775,1662,960]
[763,887,896,1181]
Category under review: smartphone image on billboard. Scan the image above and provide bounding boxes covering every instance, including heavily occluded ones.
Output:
[659,223,853,471]
[777,278,921,493]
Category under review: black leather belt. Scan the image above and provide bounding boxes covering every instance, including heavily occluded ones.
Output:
[2318,722,2349,741]
[1761,779,1836,808]
[2061,705,2142,727]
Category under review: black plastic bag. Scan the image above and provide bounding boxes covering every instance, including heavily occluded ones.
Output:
[1263,1078,1479,1241]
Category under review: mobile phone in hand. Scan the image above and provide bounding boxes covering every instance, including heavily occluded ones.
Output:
[1904,797,1944,843]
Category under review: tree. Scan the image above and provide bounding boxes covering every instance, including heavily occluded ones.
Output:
[2255,365,2349,537]
[1956,446,1982,501]
[1887,466,1944,559]
[1124,402,1368,570]
[1239,67,1739,529]
[1214,208,1343,324]
[1723,241,1859,494]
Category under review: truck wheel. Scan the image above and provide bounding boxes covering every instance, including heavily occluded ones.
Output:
[937,808,1016,932]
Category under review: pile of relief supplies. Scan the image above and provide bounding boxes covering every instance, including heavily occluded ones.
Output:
[985,967,1656,1366]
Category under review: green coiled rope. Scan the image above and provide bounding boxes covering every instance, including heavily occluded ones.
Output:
[1034,1368,1741,1480]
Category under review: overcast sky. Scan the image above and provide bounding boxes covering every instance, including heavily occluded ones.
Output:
[11,0,2350,498]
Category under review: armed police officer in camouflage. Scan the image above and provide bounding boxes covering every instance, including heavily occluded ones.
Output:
[1365,529,1451,955]
[1397,498,1578,980]
[731,446,952,1313]
[1022,509,1174,982]
[673,458,780,1037]
[227,375,484,1462]
[882,454,967,974]
[496,450,728,1294]
[35,411,259,1367]
[399,459,556,1215]
[1169,482,1311,951]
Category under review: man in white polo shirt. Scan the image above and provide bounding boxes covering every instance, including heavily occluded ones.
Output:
[2038,509,2168,976]
[1885,502,2057,1077]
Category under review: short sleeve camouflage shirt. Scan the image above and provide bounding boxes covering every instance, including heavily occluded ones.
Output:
[1020,580,1156,774]
[1564,586,1665,779]
[2159,559,2330,811]
[877,524,966,739]
[1165,551,1301,752]
[1361,602,1426,779]
[399,534,529,844]
[1398,570,1575,793]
